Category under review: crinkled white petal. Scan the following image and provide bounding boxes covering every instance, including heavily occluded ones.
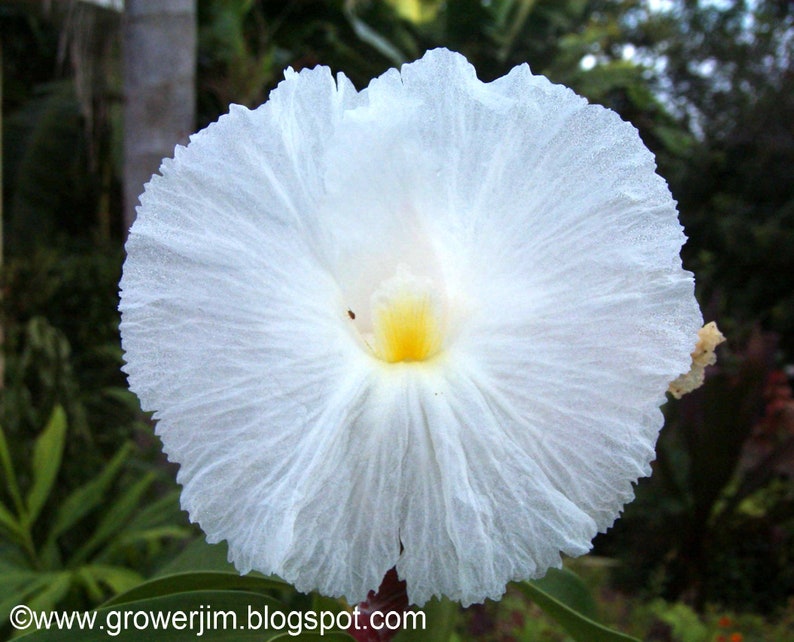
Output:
[119,48,702,607]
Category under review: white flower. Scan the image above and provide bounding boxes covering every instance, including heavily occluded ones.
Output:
[119,48,702,607]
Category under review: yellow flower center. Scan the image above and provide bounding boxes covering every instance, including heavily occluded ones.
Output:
[373,290,442,363]
[366,266,444,364]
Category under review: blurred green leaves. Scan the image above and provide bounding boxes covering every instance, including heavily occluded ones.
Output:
[13,564,634,642]
[0,406,67,566]
[26,407,67,531]
[0,407,191,637]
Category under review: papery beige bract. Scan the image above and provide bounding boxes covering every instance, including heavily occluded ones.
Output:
[668,322,726,398]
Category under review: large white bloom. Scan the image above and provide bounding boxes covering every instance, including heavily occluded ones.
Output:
[119,48,702,607]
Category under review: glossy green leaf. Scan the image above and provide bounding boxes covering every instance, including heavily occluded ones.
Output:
[530,567,598,621]
[16,590,287,641]
[103,571,290,607]
[518,579,640,642]
[25,406,67,527]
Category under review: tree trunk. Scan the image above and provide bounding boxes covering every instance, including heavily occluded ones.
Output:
[1,36,5,390]
[122,0,196,234]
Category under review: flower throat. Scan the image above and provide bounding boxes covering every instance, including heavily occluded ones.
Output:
[358,266,444,364]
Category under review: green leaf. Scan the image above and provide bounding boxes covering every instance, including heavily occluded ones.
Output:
[311,593,344,615]
[517,578,640,642]
[102,571,290,607]
[78,565,145,597]
[25,572,72,608]
[345,8,407,66]
[112,526,192,551]
[46,443,132,544]
[395,597,457,642]
[154,538,237,576]
[0,501,26,545]
[0,572,55,617]
[70,473,156,565]
[100,386,143,409]
[37,539,62,572]
[530,567,598,621]
[0,569,41,593]
[123,489,184,531]
[25,406,67,527]
[0,573,62,627]
[74,567,105,603]
[0,424,26,515]
[16,590,287,641]
[497,0,539,61]
[16,572,74,635]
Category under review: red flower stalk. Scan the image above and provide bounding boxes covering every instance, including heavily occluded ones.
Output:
[348,568,410,642]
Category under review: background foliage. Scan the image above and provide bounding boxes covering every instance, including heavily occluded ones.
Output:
[1,0,792,640]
